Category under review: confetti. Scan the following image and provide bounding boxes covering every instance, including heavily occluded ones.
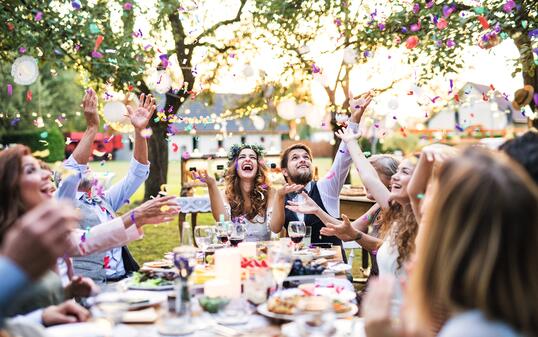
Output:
[410,22,421,32]
[172,143,179,152]
[91,35,104,58]
[103,256,110,269]
[159,54,169,69]
[26,89,32,101]
[19,47,26,54]
[430,96,441,103]
[123,2,133,10]
[312,64,321,74]
[416,193,425,199]
[35,11,43,21]
[140,128,153,138]
[92,149,107,157]
[182,151,191,160]
[72,1,81,9]
[7,84,12,96]
[80,232,86,243]
[436,18,448,30]
[405,36,419,49]
[477,16,489,30]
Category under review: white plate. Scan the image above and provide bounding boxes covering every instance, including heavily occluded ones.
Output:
[127,283,174,291]
[295,249,336,259]
[325,262,352,274]
[277,287,356,303]
[96,291,167,310]
[45,322,111,337]
[257,302,358,321]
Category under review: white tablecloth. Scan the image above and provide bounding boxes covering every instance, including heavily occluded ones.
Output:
[176,196,211,214]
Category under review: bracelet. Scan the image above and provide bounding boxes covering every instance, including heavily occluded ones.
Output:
[354,231,363,241]
[130,211,137,226]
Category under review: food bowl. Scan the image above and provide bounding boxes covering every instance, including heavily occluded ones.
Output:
[198,296,230,313]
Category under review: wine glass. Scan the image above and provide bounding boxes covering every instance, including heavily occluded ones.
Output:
[229,223,246,247]
[268,244,292,294]
[288,221,306,251]
[215,222,229,245]
[194,226,214,251]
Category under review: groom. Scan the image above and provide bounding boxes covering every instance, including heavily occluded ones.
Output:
[270,93,372,259]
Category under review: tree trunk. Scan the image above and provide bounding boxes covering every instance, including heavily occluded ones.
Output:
[143,88,187,201]
[513,33,538,129]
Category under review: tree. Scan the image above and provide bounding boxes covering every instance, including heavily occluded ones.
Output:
[251,0,402,157]
[0,0,252,200]
[368,0,537,127]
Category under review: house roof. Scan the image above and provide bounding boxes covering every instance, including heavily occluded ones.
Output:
[459,82,513,112]
[171,93,289,134]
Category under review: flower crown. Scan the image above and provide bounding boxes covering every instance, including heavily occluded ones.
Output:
[227,144,265,166]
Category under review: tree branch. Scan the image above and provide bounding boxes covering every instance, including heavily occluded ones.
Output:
[196,42,233,53]
[194,0,247,42]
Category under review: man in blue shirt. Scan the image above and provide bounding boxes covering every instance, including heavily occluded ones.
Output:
[57,90,157,283]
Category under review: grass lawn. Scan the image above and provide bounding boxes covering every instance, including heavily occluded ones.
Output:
[88,158,367,279]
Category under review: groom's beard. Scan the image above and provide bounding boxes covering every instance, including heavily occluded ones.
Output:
[289,170,312,186]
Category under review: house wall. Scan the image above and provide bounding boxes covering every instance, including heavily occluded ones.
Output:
[427,109,456,129]
[168,134,282,160]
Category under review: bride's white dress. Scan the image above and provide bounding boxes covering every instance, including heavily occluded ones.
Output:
[224,204,272,242]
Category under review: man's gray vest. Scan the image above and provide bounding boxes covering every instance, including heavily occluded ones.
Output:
[72,197,139,283]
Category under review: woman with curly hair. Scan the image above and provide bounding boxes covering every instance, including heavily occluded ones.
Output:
[330,128,419,311]
[195,144,275,242]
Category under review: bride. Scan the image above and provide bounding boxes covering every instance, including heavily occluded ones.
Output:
[194,144,275,241]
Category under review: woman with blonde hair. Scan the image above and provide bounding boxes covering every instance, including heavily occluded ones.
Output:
[364,147,538,337]
[195,144,276,241]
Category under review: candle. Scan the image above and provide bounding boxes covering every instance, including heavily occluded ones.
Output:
[238,242,257,258]
[214,248,241,298]
[204,279,231,298]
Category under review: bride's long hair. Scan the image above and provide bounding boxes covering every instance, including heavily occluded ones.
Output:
[224,145,271,221]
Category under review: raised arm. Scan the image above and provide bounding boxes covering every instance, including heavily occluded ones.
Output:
[105,94,155,209]
[56,89,99,200]
[192,170,227,221]
[335,128,391,210]
[316,92,373,217]
[408,143,457,223]
[126,93,155,165]
[269,183,304,234]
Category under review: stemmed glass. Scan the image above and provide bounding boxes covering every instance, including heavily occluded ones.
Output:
[229,222,246,247]
[215,222,229,245]
[268,244,292,295]
[194,226,215,251]
[288,221,306,251]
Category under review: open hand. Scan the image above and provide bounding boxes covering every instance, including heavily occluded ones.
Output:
[126,93,156,130]
[191,169,216,186]
[320,214,357,241]
[285,192,320,215]
[82,88,99,128]
[277,183,304,198]
[421,143,457,163]
[349,91,373,123]
[335,128,361,144]
[42,300,90,327]
[133,195,181,226]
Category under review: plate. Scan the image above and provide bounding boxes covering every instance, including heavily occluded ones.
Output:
[325,262,352,274]
[295,249,336,259]
[45,322,111,337]
[96,291,167,310]
[257,302,358,321]
[127,283,174,291]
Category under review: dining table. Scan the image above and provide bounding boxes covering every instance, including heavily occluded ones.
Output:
[45,245,366,337]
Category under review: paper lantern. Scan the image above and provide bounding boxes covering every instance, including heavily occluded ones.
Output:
[11,56,39,85]
[250,115,265,131]
[405,36,419,49]
[242,64,255,77]
[294,102,312,118]
[103,101,129,123]
[277,99,297,120]
[305,106,326,128]
[149,70,171,94]
[343,47,357,64]
[388,98,399,110]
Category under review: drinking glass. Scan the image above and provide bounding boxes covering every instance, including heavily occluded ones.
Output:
[229,222,246,247]
[304,226,312,247]
[194,226,214,251]
[215,223,229,245]
[288,221,306,250]
[268,244,292,294]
